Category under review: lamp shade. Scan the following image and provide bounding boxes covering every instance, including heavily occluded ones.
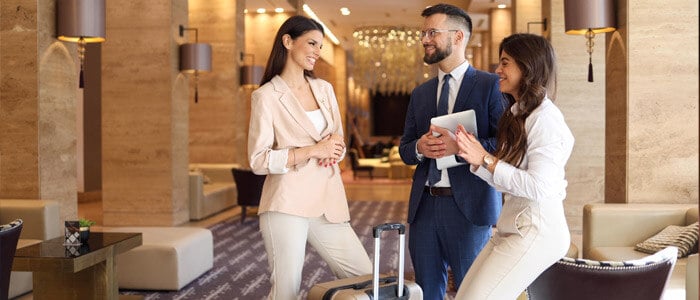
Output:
[240,65,264,87]
[179,43,212,73]
[564,0,616,35]
[57,0,106,42]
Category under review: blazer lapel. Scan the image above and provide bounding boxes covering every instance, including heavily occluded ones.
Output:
[453,66,478,112]
[424,77,439,118]
[271,76,322,141]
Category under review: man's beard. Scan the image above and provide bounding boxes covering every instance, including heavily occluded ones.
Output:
[423,44,452,64]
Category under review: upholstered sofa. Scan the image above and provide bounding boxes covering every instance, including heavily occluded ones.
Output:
[583,203,699,299]
[188,163,239,220]
[0,199,62,299]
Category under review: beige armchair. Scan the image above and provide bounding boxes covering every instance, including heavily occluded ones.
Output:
[188,163,239,220]
[0,199,61,299]
[583,203,698,299]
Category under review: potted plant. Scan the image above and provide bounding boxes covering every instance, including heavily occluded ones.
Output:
[78,218,95,242]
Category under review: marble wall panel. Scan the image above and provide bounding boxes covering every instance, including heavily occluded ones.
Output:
[550,0,607,233]
[102,0,189,226]
[187,0,244,164]
[1,0,78,223]
[627,0,699,203]
[1,0,40,198]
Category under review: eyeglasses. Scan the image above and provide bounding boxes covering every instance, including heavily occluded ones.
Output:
[420,29,459,39]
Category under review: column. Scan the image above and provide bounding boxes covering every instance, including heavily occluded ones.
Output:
[101,0,189,226]
[0,0,78,223]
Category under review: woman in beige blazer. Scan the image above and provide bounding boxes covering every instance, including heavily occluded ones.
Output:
[248,15,371,299]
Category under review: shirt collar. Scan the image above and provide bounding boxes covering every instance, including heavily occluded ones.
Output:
[438,60,470,83]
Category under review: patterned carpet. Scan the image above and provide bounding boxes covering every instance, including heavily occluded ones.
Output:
[119,200,411,299]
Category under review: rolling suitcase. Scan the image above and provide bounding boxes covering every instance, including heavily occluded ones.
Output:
[308,222,423,299]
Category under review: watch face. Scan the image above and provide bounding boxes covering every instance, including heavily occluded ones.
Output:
[484,155,494,165]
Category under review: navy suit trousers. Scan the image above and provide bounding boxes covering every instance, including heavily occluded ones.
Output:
[408,190,492,300]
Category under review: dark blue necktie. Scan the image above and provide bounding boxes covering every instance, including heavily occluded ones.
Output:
[428,74,451,186]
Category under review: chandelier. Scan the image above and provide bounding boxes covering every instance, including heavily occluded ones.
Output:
[352,26,433,95]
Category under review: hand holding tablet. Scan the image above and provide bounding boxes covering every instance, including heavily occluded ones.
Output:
[430,110,478,170]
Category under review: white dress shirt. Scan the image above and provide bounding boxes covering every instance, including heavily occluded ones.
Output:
[418,61,471,187]
[472,98,574,206]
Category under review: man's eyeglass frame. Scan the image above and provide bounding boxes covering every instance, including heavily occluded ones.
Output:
[420,29,459,39]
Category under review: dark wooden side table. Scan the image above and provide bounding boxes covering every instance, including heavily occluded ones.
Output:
[12,232,142,300]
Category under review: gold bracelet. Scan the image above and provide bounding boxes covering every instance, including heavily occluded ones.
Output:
[291,148,296,166]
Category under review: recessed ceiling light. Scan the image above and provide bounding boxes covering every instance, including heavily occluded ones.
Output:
[275,8,284,13]
[243,8,248,14]
[497,4,507,9]
[256,8,266,14]
[340,7,350,16]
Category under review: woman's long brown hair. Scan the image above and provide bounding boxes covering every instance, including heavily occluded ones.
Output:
[494,33,557,166]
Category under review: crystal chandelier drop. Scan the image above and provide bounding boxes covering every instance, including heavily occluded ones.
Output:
[352,26,433,94]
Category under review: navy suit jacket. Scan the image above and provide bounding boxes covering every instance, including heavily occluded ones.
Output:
[399,66,505,226]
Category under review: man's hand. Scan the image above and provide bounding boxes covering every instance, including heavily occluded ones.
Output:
[417,125,448,159]
[431,125,459,156]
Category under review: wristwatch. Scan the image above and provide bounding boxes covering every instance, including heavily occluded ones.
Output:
[483,154,495,168]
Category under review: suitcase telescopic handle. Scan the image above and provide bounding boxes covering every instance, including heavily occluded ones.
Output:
[372,222,406,299]
[373,223,405,238]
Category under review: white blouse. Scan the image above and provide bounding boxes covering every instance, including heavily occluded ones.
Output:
[266,109,336,174]
[472,98,574,203]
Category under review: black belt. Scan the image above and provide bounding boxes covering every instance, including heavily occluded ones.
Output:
[424,186,453,197]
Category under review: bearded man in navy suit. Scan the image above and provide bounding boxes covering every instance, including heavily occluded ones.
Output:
[398,4,505,299]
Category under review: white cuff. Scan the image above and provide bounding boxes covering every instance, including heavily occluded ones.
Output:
[415,144,424,161]
[267,149,290,174]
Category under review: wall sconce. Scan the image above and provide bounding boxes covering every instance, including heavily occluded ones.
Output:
[564,0,616,82]
[240,53,264,88]
[179,25,212,103]
[527,18,547,34]
[57,0,106,89]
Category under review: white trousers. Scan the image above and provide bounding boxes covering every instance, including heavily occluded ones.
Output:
[260,211,372,300]
[455,198,570,300]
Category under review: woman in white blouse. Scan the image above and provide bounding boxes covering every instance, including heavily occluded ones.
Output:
[454,33,575,299]
[248,15,371,299]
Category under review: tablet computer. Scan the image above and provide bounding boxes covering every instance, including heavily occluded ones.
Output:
[430,109,478,137]
[430,110,478,170]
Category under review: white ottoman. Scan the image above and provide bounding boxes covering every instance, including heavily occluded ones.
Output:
[101,226,213,290]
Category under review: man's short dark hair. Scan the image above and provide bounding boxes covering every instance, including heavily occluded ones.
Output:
[421,3,472,35]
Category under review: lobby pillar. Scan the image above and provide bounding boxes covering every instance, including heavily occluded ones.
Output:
[101,0,189,226]
[0,0,78,223]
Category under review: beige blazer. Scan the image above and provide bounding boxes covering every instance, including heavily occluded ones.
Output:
[248,75,349,223]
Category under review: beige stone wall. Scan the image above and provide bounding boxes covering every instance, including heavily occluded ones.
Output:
[514,0,543,35]
[0,0,78,224]
[549,0,607,232]
[489,8,512,68]
[101,0,189,226]
[245,13,292,69]
[626,0,698,203]
[188,0,247,165]
[548,0,699,233]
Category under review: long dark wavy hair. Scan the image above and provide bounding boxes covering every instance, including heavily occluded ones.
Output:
[494,33,557,166]
[259,15,324,86]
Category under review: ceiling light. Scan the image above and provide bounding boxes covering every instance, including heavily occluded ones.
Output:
[497,4,507,8]
[352,26,430,94]
[302,4,340,45]
[275,8,284,13]
[256,8,266,14]
[340,7,350,16]
[244,8,248,14]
